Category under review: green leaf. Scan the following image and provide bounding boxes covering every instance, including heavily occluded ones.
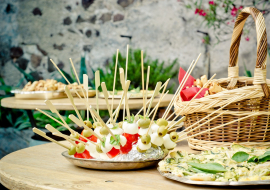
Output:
[232,151,249,162]
[101,137,106,148]
[125,114,135,123]
[110,134,120,146]
[189,167,216,174]
[248,156,259,163]
[258,151,270,163]
[188,162,227,173]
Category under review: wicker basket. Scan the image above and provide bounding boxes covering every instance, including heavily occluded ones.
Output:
[174,7,270,150]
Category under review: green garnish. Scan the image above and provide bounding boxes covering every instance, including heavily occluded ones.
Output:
[232,151,249,162]
[188,162,227,174]
[101,137,106,148]
[110,134,120,146]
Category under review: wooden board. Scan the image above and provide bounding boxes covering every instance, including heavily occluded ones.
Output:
[1,140,267,190]
[1,94,174,110]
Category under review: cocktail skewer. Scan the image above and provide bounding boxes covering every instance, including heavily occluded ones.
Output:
[32,127,70,149]
[36,108,65,126]
[146,82,162,116]
[148,91,169,117]
[95,71,100,114]
[101,82,115,125]
[111,49,119,116]
[141,50,146,119]
[83,74,89,120]
[65,86,83,121]
[144,66,150,117]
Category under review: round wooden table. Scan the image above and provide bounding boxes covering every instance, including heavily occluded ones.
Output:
[1,94,174,110]
[0,140,267,190]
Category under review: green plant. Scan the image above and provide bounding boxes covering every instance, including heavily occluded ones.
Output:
[94,49,178,93]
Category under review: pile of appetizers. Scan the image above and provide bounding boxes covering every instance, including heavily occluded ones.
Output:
[22,79,83,92]
[159,143,270,182]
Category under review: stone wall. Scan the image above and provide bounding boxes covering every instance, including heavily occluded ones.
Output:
[1,0,270,88]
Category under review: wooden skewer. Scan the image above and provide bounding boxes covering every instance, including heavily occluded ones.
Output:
[65,86,83,121]
[135,81,168,117]
[176,113,260,143]
[111,49,119,119]
[162,59,195,119]
[148,91,169,117]
[50,59,82,99]
[123,80,131,121]
[178,110,228,139]
[146,82,162,116]
[167,73,216,127]
[119,68,126,121]
[112,92,126,124]
[83,74,89,121]
[51,132,79,146]
[44,100,74,134]
[141,50,146,119]
[125,44,129,81]
[147,80,170,135]
[101,82,115,125]
[167,116,186,130]
[163,54,201,119]
[36,108,65,126]
[95,70,100,114]
[32,127,70,149]
[144,66,150,117]
[69,58,87,99]
[90,107,117,141]
[68,114,103,142]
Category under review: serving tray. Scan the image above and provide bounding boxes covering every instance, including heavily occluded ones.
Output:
[11,89,67,100]
[62,151,161,170]
[157,167,270,186]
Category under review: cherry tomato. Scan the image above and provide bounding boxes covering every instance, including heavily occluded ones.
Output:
[120,142,132,154]
[123,133,139,145]
[106,147,120,159]
[74,149,93,159]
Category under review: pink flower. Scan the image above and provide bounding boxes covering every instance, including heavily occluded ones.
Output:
[231,19,235,22]
[195,8,200,14]
[202,12,206,16]
[245,36,250,41]
[239,6,243,9]
[209,1,214,5]
[202,39,205,43]
[199,9,207,16]
[231,7,238,17]
[227,22,230,25]
[262,11,266,14]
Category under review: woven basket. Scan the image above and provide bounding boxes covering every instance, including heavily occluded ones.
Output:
[174,7,270,150]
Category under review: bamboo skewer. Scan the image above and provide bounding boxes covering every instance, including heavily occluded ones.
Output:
[176,113,260,143]
[146,82,162,116]
[95,71,100,114]
[101,82,115,125]
[50,59,82,99]
[123,81,131,120]
[162,59,195,119]
[163,54,201,119]
[83,74,89,121]
[65,86,83,121]
[167,73,216,128]
[144,66,150,117]
[135,81,168,117]
[45,100,74,134]
[68,114,103,142]
[178,110,229,139]
[125,45,129,81]
[113,92,127,124]
[147,80,170,135]
[36,108,65,126]
[111,49,119,118]
[32,127,70,149]
[141,50,146,119]
[167,116,186,130]
[119,68,126,121]
[90,107,117,141]
[148,91,169,117]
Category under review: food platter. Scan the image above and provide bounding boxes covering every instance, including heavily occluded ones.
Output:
[70,88,96,98]
[62,151,161,170]
[11,89,67,99]
[98,90,157,99]
[157,168,270,186]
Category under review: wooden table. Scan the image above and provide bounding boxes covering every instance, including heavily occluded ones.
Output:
[0,140,267,190]
[1,94,174,110]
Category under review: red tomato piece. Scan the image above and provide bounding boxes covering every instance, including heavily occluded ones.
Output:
[79,136,88,143]
[120,142,132,154]
[106,147,120,159]
[82,149,93,159]
[123,133,139,145]
[89,135,98,142]
[74,152,84,158]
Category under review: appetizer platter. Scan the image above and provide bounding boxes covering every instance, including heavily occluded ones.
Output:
[32,47,184,170]
[158,143,270,186]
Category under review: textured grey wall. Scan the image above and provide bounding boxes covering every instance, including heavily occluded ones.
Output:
[1,0,270,88]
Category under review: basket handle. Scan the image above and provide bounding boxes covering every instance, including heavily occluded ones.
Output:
[228,7,269,97]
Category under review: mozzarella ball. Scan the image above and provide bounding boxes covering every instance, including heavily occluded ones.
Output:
[101,135,113,153]
[107,124,114,128]
[120,135,127,146]
[111,127,123,135]
[137,139,151,150]
[123,122,139,134]
[138,127,152,136]
[163,134,176,150]
[86,142,100,159]
[151,132,164,146]
[151,123,160,133]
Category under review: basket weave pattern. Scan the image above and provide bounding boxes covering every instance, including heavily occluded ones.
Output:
[174,7,270,150]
